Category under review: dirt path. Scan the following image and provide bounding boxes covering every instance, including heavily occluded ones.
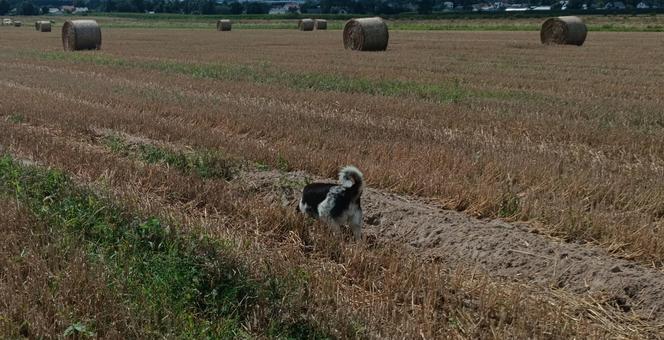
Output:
[243,169,664,322]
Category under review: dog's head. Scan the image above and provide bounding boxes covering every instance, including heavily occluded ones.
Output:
[339,166,364,189]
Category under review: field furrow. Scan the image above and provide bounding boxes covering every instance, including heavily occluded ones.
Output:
[3,22,664,337]
[2,43,664,266]
[1,115,661,338]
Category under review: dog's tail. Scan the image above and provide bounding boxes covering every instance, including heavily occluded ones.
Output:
[338,165,364,191]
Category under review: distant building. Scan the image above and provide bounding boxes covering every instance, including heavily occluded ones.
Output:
[505,4,529,11]
[268,2,300,14]
[604,1,626,9]
[328,6,348,14]
[473,3,499,11]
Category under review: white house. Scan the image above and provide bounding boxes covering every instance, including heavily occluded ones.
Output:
[268,3,300,14]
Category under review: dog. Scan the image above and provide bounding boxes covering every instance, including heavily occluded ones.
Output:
[298,166,364,240]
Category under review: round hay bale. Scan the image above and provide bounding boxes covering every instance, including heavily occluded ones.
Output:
[298,18,314,31]
[315,19,327,30]
[40,21,51,32]
[13,21,22,27]
[217,19,231,31]
[36,21,51,32]
[540,16,587,46]
[343,17,388,51]
[62,20,102,51]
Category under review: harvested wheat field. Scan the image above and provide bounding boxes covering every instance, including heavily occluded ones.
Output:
[1,24,664,338]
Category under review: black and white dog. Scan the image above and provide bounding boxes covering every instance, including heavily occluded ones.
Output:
[298,166,364,240]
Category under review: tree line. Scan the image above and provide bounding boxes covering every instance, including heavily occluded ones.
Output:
[1,0,662,16]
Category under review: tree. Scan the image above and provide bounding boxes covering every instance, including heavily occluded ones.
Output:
[164,0,182,13]
[376,0,403,14]
[418,0,434,13]
[300,0,319,13]
[362,0,374,13]
[0,0,10,15]
[102,0,116,12]
[320,0,332,13]
[459,0,474,11]
[18,1,38,15]
[566,0,585,9]
[229,1,242,14]
[245,1,269,14]
[115,0,134,12]
[199,0,216,14]
[216,3,231,14]
[130,0,145,12]
[352,0,367,13]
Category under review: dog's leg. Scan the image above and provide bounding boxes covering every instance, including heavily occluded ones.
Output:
[329,220,342,236]
[298,199,306,214]
[351,212,363,241]
[320,216,341,236]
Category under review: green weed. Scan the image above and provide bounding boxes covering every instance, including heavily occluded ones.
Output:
[63,322,96,338]
[498,193,520,218]
[34,51,474,103]
[102,135,238,180]
[6,113,24,124]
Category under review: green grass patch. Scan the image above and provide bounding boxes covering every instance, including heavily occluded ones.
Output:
[287,72,467,102]
[0,154,328,338]
[63,322,97,338]
[102,135,238,180]
[498,193,521,218]
[33,51,471,103]
[5,113,24,124]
